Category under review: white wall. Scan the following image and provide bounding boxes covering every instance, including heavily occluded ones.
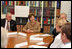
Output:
[61,1,71,22]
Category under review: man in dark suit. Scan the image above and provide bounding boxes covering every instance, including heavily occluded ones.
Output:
[1,12,17,31]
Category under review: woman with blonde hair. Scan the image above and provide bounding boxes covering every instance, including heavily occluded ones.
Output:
[50,18,67,48]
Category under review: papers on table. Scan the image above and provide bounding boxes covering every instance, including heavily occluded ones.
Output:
[14,42,28,48]
[18,32,27,36]
[30,34,51,37]
[30,34,51,41]
[30,34,43,41]
[8,32,17,35]
[8,32,27,36]
[29,45,47,48]
[30,37,43,41]
[40,34,51,36]
[36,42,49,45]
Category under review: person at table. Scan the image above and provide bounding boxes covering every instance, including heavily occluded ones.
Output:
[61,22,71,48]
[60,13,69,22]
[23,13,41,33]
[50,18,67,48]
[1,27,8,48]
[52,13,68,38]
[1,12,17,31]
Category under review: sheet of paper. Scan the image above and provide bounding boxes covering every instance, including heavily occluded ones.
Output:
[30,37,43,41]
[40,34,51,36]
[8,32,17,35]
[36,42,49,45]
[14,42,28,48]
[30,34,51,38]
[29,45,47,48]
[18,32,27,36]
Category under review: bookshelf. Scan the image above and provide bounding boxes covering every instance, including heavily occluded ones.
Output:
[43,1,55,33]
[1,1,15,15]
[43,1,61,33]
[1,1,61,33]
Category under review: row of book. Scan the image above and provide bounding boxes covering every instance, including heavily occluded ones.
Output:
[30,1,42,7]
[43,8,55,16]
[16,1,42,7]
[16,17,28,25]
[30,8,42,16]
[43,1,61,8]
[43,18,54,24]
[16,1,26,6]
[43,1,55,7]
[2,6,14,14]
[2,1,14,6]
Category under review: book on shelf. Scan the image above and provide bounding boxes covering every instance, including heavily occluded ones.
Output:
[29,8,34,14]
[50,26,54,33]
[46,1,49,7]
[43,18,48,24]
[5,1,8,6]
[16,1,18,5]
[47,26,50,33]
[50,10,54,16]
[2,6,7,14]
[57,1,61,8]
[39,1,42,7]
[48,1,52,7]
[44,26,47,33]
[46,9,50,16]
[30,1,42,7]
[44,25,50,33]
[26,1,30,6]
[10,8,14,14]
[20,1,23,5]
[8,1,14,6]
[2,1,5,5]
[48,18,50,24]
[43,1,48,7]
[2,1,14,6]
[37,8,41,16]
[52,1,55,7]
[34,8,36,16]
[30,1,33,7]
[30,8,41,16]
[51,18,54,24]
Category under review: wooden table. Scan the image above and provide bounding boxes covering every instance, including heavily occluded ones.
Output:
[7,31,53,48]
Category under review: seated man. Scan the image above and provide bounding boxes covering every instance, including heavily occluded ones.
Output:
[61,22,71,48]
[1,12,17,31]
[23,13,41,33]
[1,27,8,48]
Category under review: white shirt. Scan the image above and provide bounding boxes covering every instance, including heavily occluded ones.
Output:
[61,42,71,48]
[5,20,10,31]
[50,33,64,48]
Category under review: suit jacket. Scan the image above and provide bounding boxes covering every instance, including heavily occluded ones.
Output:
[1,18,17,31]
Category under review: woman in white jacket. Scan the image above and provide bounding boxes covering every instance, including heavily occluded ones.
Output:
[50,18,67,48]
[61,22,71,48]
